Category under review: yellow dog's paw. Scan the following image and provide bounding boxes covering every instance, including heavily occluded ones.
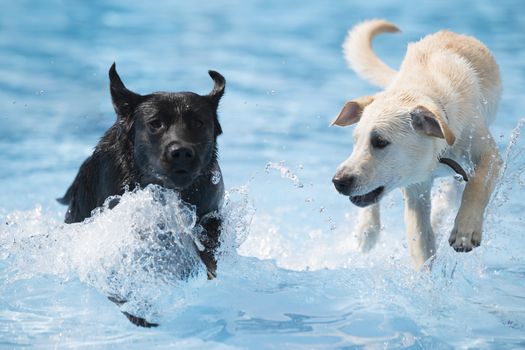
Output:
[448,226,482,252]
[354,224,381,252]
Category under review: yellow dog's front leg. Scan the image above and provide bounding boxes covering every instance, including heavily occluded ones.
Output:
[403,180,436,270]
[353,203,381,252]
[449,133,502,252]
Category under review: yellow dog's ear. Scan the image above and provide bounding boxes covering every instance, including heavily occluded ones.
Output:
[330,95,375,127]
[410,105,455,145]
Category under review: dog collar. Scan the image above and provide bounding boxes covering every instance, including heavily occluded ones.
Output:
[438,157,469,182]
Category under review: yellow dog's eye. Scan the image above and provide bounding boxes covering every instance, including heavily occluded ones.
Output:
[371,131,390,149]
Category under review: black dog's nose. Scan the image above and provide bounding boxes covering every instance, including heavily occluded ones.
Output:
[166,145,194,164]
[332,175,354,195]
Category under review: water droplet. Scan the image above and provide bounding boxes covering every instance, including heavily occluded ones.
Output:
[327,217,336,231]
[210,170,221,185]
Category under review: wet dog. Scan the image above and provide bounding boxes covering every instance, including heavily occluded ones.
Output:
[331,20,502,269]
[59,63,226,326]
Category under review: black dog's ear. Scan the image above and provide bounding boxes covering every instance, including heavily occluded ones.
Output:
[109,63,142,119]
[207,70,226,109]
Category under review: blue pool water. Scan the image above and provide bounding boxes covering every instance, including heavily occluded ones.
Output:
[1,0,525,348]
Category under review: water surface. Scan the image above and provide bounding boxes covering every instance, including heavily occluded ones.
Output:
[1,1,524,348]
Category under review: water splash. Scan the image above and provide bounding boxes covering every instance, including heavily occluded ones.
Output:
[0,184,255,321]
[490,118,525,209]
[219,185,256,254]
[265,161,304,188]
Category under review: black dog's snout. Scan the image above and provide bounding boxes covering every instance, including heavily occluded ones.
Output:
[332,175,354,195]
[166,145,194,165]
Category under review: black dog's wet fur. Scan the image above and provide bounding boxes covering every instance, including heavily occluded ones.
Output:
[58,63,226,327]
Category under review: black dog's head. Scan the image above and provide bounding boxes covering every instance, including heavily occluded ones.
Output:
[109,63,225,190]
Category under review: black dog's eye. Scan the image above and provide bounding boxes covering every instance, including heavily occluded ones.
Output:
[148,119,163,131]
[370,132,390,149]
[192,119,204,128]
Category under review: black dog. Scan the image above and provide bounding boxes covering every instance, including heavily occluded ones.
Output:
[58,63,226,327]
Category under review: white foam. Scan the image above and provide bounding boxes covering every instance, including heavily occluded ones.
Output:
[0,184,254,320]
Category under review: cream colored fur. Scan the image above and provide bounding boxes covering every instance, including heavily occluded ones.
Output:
[333,19,503,269]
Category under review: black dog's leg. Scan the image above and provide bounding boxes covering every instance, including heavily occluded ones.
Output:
[108,296,159,328]
[105,215,221,326]
[122,311,159,328]
[198,216,222,279]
